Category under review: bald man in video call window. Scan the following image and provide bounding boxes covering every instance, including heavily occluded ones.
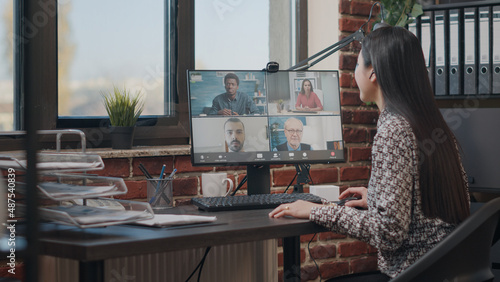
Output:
[274,118,313,151]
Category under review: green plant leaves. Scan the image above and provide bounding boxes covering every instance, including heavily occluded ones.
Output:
[377,0,423,28]
[101,86,145,127]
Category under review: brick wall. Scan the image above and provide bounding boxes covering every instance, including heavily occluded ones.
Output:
[95,2,380,281]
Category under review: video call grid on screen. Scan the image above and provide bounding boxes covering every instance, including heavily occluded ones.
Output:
[187,70,345,166]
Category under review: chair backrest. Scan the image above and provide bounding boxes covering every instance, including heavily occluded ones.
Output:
[392,197,500,282]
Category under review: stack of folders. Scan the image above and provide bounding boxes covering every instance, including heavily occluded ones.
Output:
[410,5,500,96]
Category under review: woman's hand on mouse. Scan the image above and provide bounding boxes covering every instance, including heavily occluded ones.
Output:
[339,187,368,209]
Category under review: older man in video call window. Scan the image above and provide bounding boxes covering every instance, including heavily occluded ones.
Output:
[274,118,312,151]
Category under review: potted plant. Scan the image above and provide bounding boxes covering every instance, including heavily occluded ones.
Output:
[102,86,144,149]
[377,0,423,27]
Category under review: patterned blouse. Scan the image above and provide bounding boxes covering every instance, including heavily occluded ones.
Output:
[310,109,467,278]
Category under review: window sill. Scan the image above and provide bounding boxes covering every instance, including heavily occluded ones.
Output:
[43,145,192,159]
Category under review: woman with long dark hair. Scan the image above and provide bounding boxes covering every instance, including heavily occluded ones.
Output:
[270,26,469,281]
[295,79,323,111]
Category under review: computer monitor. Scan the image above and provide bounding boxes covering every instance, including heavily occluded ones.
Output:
[187,70,345,194]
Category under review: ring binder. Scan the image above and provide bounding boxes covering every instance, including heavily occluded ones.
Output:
[464,8,477,95]
[478,7,491,95]
[449,9,461,95]
[493,6,500,94]
[434,11,446,96]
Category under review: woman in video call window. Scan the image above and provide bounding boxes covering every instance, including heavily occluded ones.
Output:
[295,79,323,111]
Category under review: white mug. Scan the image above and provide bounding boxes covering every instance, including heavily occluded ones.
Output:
[202,173,234,197]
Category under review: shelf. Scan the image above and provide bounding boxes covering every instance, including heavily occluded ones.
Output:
[38,198,154,228]
[0,152,104,172]
[18,174,128,201]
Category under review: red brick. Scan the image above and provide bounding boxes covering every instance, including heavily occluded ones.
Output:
[341,91,362,106]
[97,158,130,177]
[352,110,379,124]
[339,54,358,70]
[339,73,352,88]
[278,270,284,282]
[310,244,336,259]
[351,255,378,273]
[340,166,370,181]
[319,261,350,280]
[339,0,351,14]
[117,180,147,200]
[342,109,353,124]
[215,166,246,172]
[273,169,297,187]
[278,248,306,267]
[368,245,378,254]
[349,147,372,162]
[131,157,174,177]
[174,155,213,173]
[338,241,369,257]
[340,17,367,33]
[310,167,338,183]
[301,264,320,281]
[351,1,378,16]
[300,233,317,243]
[343,127,367,143]
[173,177,198,196]
[0,262,24,281]
[352,39,362,52]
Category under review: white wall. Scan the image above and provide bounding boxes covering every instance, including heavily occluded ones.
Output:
[308,0,340,70]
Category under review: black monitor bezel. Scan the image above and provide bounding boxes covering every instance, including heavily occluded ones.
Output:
[186,69,345,167]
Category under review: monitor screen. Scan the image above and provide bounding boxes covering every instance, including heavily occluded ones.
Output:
[187,70,345,168]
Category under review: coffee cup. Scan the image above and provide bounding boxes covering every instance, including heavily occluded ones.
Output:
[202,173,234,197]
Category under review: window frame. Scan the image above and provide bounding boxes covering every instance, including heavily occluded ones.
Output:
[0,0,308,151]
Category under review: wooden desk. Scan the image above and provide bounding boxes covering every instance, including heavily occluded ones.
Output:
[38,205,327,282]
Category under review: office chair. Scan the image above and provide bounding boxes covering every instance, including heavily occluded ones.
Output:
[391,197,500,282]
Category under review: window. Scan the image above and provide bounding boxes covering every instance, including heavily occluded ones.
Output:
[58,1,166,118]
[2,0,307,150]
[194,0,297,70]
[0,1,15,131]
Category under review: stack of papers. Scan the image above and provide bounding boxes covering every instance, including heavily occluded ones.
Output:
[136,214,217,227]
[40,204,153,228]
[39,183,118,199]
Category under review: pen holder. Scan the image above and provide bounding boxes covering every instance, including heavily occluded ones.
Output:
[147,177,173,211]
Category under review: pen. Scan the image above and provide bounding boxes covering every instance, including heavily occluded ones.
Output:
[139,163,152,179]
[167,168,177,179]
[149,164,166,204]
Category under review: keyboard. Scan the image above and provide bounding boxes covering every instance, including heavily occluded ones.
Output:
[191,193,323,212]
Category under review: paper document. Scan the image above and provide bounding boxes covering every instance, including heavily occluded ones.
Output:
[136,214,217,227]
[39,183,118,197]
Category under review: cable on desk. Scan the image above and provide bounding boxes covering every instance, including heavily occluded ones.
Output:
[230,175,247,196]
[308,233,323,282]
[184,246,212,282]
[283,171,298,193]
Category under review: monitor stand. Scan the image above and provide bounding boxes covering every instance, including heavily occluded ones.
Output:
[246,164,270,195]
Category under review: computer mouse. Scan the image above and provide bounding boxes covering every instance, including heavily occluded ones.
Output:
[335,196,360,206]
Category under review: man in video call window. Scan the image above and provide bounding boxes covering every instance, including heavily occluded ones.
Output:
[224,117,245,152]
[208,73,260,116]
[274,118,312,151]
